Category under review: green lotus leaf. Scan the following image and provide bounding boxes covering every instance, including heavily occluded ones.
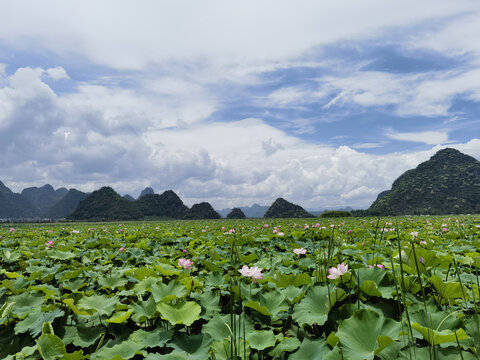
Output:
[62,325,105,348]
[268,336,301,357]
[91,339,144,360]
[336,309,402,360]
[203,314,254,340]
[63,298,91,315]
[360,280,383,297]
[129,328,174,348]
[130,296,157,322]
[431,275,468,302]
[10,291,45,317]
[411,322,469,345]
[132,276,159,295]
[169,333,212,359]
[48,250,76,260]
[37,334,66,360]
[97,272,128,289]
[190,291,221,319]
[289,338,332,360]
[245,330,276,350]
[209,338,250,360]
[2,270,23,279]
[270,273,312,288]
[77,294,119,316]
[156,301,201,326]
[14,308,64,337]
[278,285,304,304]
[0,302,15,319]
[150,281,186,303]
[292,286,346,326]
[244,290,289,318]
[106,310,133,323]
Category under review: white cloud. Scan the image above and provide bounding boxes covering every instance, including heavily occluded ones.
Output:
[386,130,449,145]
[45,67,70,80]
[0,1,474,70]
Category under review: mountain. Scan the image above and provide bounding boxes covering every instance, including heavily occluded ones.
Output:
[138,187,154,199]
[0,180,40,219]
[368,148,480,215]
[123,194,136,201]
[48,189,88,219]
[185,202,221,219]
[136,190,188,218]
[217,203,269,218]
[0,180,13,195]
[264,198,314,218]
[226,208,246,219]
[67,186,142,221]
[21,184,68,214]
[0,192,40,219]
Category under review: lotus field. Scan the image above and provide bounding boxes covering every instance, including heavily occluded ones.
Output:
[1,216,480,359]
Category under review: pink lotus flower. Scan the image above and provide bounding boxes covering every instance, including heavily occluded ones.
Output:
[369,264,384,269]
[9,228,15,233]
[178,258,193,270]
[182,249,187,253]
[442,228,448,232]
[277,232,285,236]
[410,231,418,238]
[420,240,427,245]
[347,230,352,234]
[293,248,307,256]
[327,263,349,279]
[264,224,269,228]
[119,247,125,252]
[238,265,263,282]
[45,240,55,248]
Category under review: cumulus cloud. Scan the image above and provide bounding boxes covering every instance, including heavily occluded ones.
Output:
[386,130,449,145]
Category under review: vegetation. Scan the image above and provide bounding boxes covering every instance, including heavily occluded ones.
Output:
[67,187,142,221]
[369,148,480,215]
[135,190,188,219]
[184,202,221,219]
[264,197,314,218]
[47,189,87,219]
[1,216,480,359]
[226,207,246,219]
[320,210,352,218]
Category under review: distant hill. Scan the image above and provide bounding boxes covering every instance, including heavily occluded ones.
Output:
[123,194,136,201]
[21,184,68,215]
[48,189,87,219]
[264,198,314,218]
[67,186,142,221]
[185,202,221,219]
[136,190,188,218]
[138,187,154,199]
[0,180,40,219]
[369,148,480,215]
[226,208,246,219]
[218,203,269,218]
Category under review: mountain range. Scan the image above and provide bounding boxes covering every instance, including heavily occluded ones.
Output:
[1,148,479,220]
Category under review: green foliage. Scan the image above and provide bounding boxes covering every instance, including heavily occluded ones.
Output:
[369,148,480,215]
[264,197,314,218]
[226,207,246,219]
[1,215,480,358]
[320,210,352,218]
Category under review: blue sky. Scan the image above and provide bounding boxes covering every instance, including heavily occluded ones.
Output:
[0,0,480,209]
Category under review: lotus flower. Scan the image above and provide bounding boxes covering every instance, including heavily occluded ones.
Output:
[9,228,15,233]
[238,265,263,282]
[327,263,349,279]
[178,258,193,270]
[368,264,384,269]
[45,240,55,248]
[293,248,307,256]
[119,247,125,252]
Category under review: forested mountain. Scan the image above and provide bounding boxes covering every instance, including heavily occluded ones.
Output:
[135,190,188,218]
[184,202,221,219]
[264,198,314,218]
[369,148,480,215]
[48,189,88,219]
[67,187,142,221]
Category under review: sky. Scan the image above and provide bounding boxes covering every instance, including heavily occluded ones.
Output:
[1,0,480,210]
